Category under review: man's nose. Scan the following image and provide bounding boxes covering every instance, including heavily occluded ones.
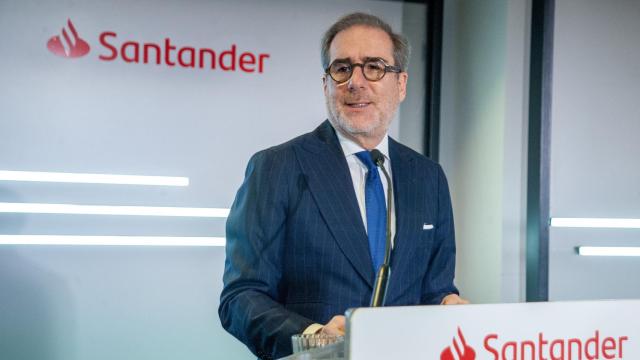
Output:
[347,65,367,90]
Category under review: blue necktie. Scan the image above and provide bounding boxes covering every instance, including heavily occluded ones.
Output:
[355,151,386,272]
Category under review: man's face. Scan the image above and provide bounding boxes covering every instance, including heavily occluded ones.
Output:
[323,25,408,143]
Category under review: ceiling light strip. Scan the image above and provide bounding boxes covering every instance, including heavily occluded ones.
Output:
[0,235,226,246]
[550,218,640,229]
[0,170,189,186]
[577,246,640,257]
[0,202,230,218]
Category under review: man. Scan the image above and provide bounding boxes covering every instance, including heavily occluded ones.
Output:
[219,12,467,360]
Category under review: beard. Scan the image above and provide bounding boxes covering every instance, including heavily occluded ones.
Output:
[325,96,394,139]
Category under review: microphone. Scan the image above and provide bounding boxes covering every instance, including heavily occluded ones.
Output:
[369,149,392,307]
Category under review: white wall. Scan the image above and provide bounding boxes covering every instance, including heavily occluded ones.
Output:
[399,2,427,154]
[440,0,530,304]
[0,1,415,359]
[549,0,640,300]
[441,0,640,304]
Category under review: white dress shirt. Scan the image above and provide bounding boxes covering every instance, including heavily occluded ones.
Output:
[303,129,397,336]
[334,129,396,246]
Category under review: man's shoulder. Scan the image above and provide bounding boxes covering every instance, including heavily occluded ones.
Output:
[245,122,331,176]
[389,137,442,172]
[252,121,332,160]
[254,129,317,158]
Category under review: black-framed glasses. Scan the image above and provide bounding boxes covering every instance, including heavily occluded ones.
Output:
[325,57,402,84]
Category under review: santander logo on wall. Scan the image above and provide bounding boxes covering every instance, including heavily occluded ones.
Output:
[438,327,630,360]
[46,18,270,73]
[47,19,91,58]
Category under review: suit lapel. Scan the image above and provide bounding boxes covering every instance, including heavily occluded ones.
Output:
[387,138,418,296]
[294,121,375,287]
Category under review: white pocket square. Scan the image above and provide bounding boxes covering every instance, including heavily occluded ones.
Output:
[423,224,434,230]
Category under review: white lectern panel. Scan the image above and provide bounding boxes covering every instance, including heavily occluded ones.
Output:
[348,300,640,359]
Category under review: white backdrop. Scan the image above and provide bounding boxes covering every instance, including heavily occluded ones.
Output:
[0,1,409,359]
[0,0,402,227]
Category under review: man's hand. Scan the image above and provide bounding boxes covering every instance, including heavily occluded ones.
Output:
[441,294,469,305]
[319,315,345,336]
[316,295,468,337]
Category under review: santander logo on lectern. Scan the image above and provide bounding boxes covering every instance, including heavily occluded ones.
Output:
[438,326,630,360]
[45,18,270,73]
[47,19,91,58]
[441,327,477,360]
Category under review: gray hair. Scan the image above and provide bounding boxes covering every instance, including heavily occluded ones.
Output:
[321,12,410,71]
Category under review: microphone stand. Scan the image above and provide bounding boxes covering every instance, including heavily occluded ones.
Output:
[370,150,393,307]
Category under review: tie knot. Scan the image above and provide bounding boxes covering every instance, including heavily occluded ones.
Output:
[355,150,377,171]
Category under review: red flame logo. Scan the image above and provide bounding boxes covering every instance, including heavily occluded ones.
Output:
[440,327,476,360]
[47,19,90,58]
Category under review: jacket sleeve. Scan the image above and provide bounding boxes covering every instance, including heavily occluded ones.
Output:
[421,164,459,305]
[218,149,315,360]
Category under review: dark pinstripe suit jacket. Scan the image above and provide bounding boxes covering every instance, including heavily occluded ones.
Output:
[219,120,458,360]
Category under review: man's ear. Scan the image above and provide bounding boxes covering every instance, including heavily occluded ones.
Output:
[398,72,408,101]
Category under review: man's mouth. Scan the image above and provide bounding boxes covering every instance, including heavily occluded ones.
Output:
[345,102,371,108]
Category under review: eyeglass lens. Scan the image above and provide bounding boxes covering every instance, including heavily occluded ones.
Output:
[328,59,387,83]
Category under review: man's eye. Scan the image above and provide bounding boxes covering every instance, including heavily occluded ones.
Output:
[333,64,352,73]
[366,62,385,71]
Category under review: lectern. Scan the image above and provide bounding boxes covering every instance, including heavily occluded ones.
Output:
[280,300,640,359]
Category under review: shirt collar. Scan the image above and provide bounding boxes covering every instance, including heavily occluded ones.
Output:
[333,125,390,162]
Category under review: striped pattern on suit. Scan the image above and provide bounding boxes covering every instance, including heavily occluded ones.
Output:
[219,120,458,360]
